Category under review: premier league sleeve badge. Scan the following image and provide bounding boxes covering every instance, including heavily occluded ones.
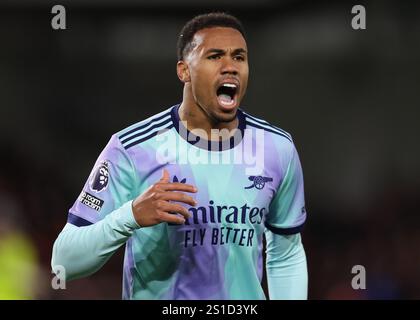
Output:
[89,160,110,193]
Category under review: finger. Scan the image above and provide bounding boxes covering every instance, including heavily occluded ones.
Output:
[161,182,197,193]
[158,211,186,224]
[159,201,191,219]
[161,192,197,206]
[159,169,170,183]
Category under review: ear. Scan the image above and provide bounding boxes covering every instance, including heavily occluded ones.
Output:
[177,60,191,83]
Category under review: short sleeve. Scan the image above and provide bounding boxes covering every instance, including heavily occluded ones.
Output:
[67,134,138,226]
[265,143,307,235]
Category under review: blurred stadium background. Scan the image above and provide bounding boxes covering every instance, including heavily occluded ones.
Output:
[0,0,419,299]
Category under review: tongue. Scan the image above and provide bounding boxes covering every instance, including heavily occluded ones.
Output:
[218,93,233,105]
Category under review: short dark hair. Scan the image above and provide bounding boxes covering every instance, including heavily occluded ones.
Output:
[177,12,246,61]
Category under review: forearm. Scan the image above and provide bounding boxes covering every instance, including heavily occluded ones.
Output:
[266,233,308,300]
[51,201,140,281]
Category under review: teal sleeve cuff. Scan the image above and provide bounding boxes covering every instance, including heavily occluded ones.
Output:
[265,232,308,300]
[52,200,141,281]
[117,200,141,230]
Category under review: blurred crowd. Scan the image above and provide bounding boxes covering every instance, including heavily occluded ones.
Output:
[305,182,420,299]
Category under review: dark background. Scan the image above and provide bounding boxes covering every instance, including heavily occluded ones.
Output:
[0,0,419,299]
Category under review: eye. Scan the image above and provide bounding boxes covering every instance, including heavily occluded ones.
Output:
[234,55,245,61]
[208,55,221,60]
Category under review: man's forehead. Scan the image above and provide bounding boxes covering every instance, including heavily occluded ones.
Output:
[192,27,247,52]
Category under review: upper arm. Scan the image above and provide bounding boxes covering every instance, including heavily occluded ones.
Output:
[265,142,307,235]
[67,134,138,226]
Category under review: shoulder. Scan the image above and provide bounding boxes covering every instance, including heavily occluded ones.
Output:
[240,109,298,169]
[114,107,174,150]
[241,109,294,145]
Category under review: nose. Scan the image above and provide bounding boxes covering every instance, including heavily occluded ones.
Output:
[220,58,238,76]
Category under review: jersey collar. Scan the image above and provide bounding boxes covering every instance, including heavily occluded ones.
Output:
[170,104,246,151]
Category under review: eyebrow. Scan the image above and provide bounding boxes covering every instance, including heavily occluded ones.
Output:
[205,48,247,55]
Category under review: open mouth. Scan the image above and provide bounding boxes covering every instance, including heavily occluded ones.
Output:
[216,83,238,108]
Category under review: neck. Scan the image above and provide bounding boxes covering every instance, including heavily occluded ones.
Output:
[178,84,238,140]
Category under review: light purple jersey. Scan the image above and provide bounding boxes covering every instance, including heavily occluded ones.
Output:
[68,105,307,299]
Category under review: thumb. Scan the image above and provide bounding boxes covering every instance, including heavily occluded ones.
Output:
[160,169,170,183]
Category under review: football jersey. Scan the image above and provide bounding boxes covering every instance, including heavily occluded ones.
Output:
[67,104,307,299]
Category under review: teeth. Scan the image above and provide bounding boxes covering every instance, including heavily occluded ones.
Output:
[222,83,237,88]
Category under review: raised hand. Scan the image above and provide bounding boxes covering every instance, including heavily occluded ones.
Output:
[131,169,197,227]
